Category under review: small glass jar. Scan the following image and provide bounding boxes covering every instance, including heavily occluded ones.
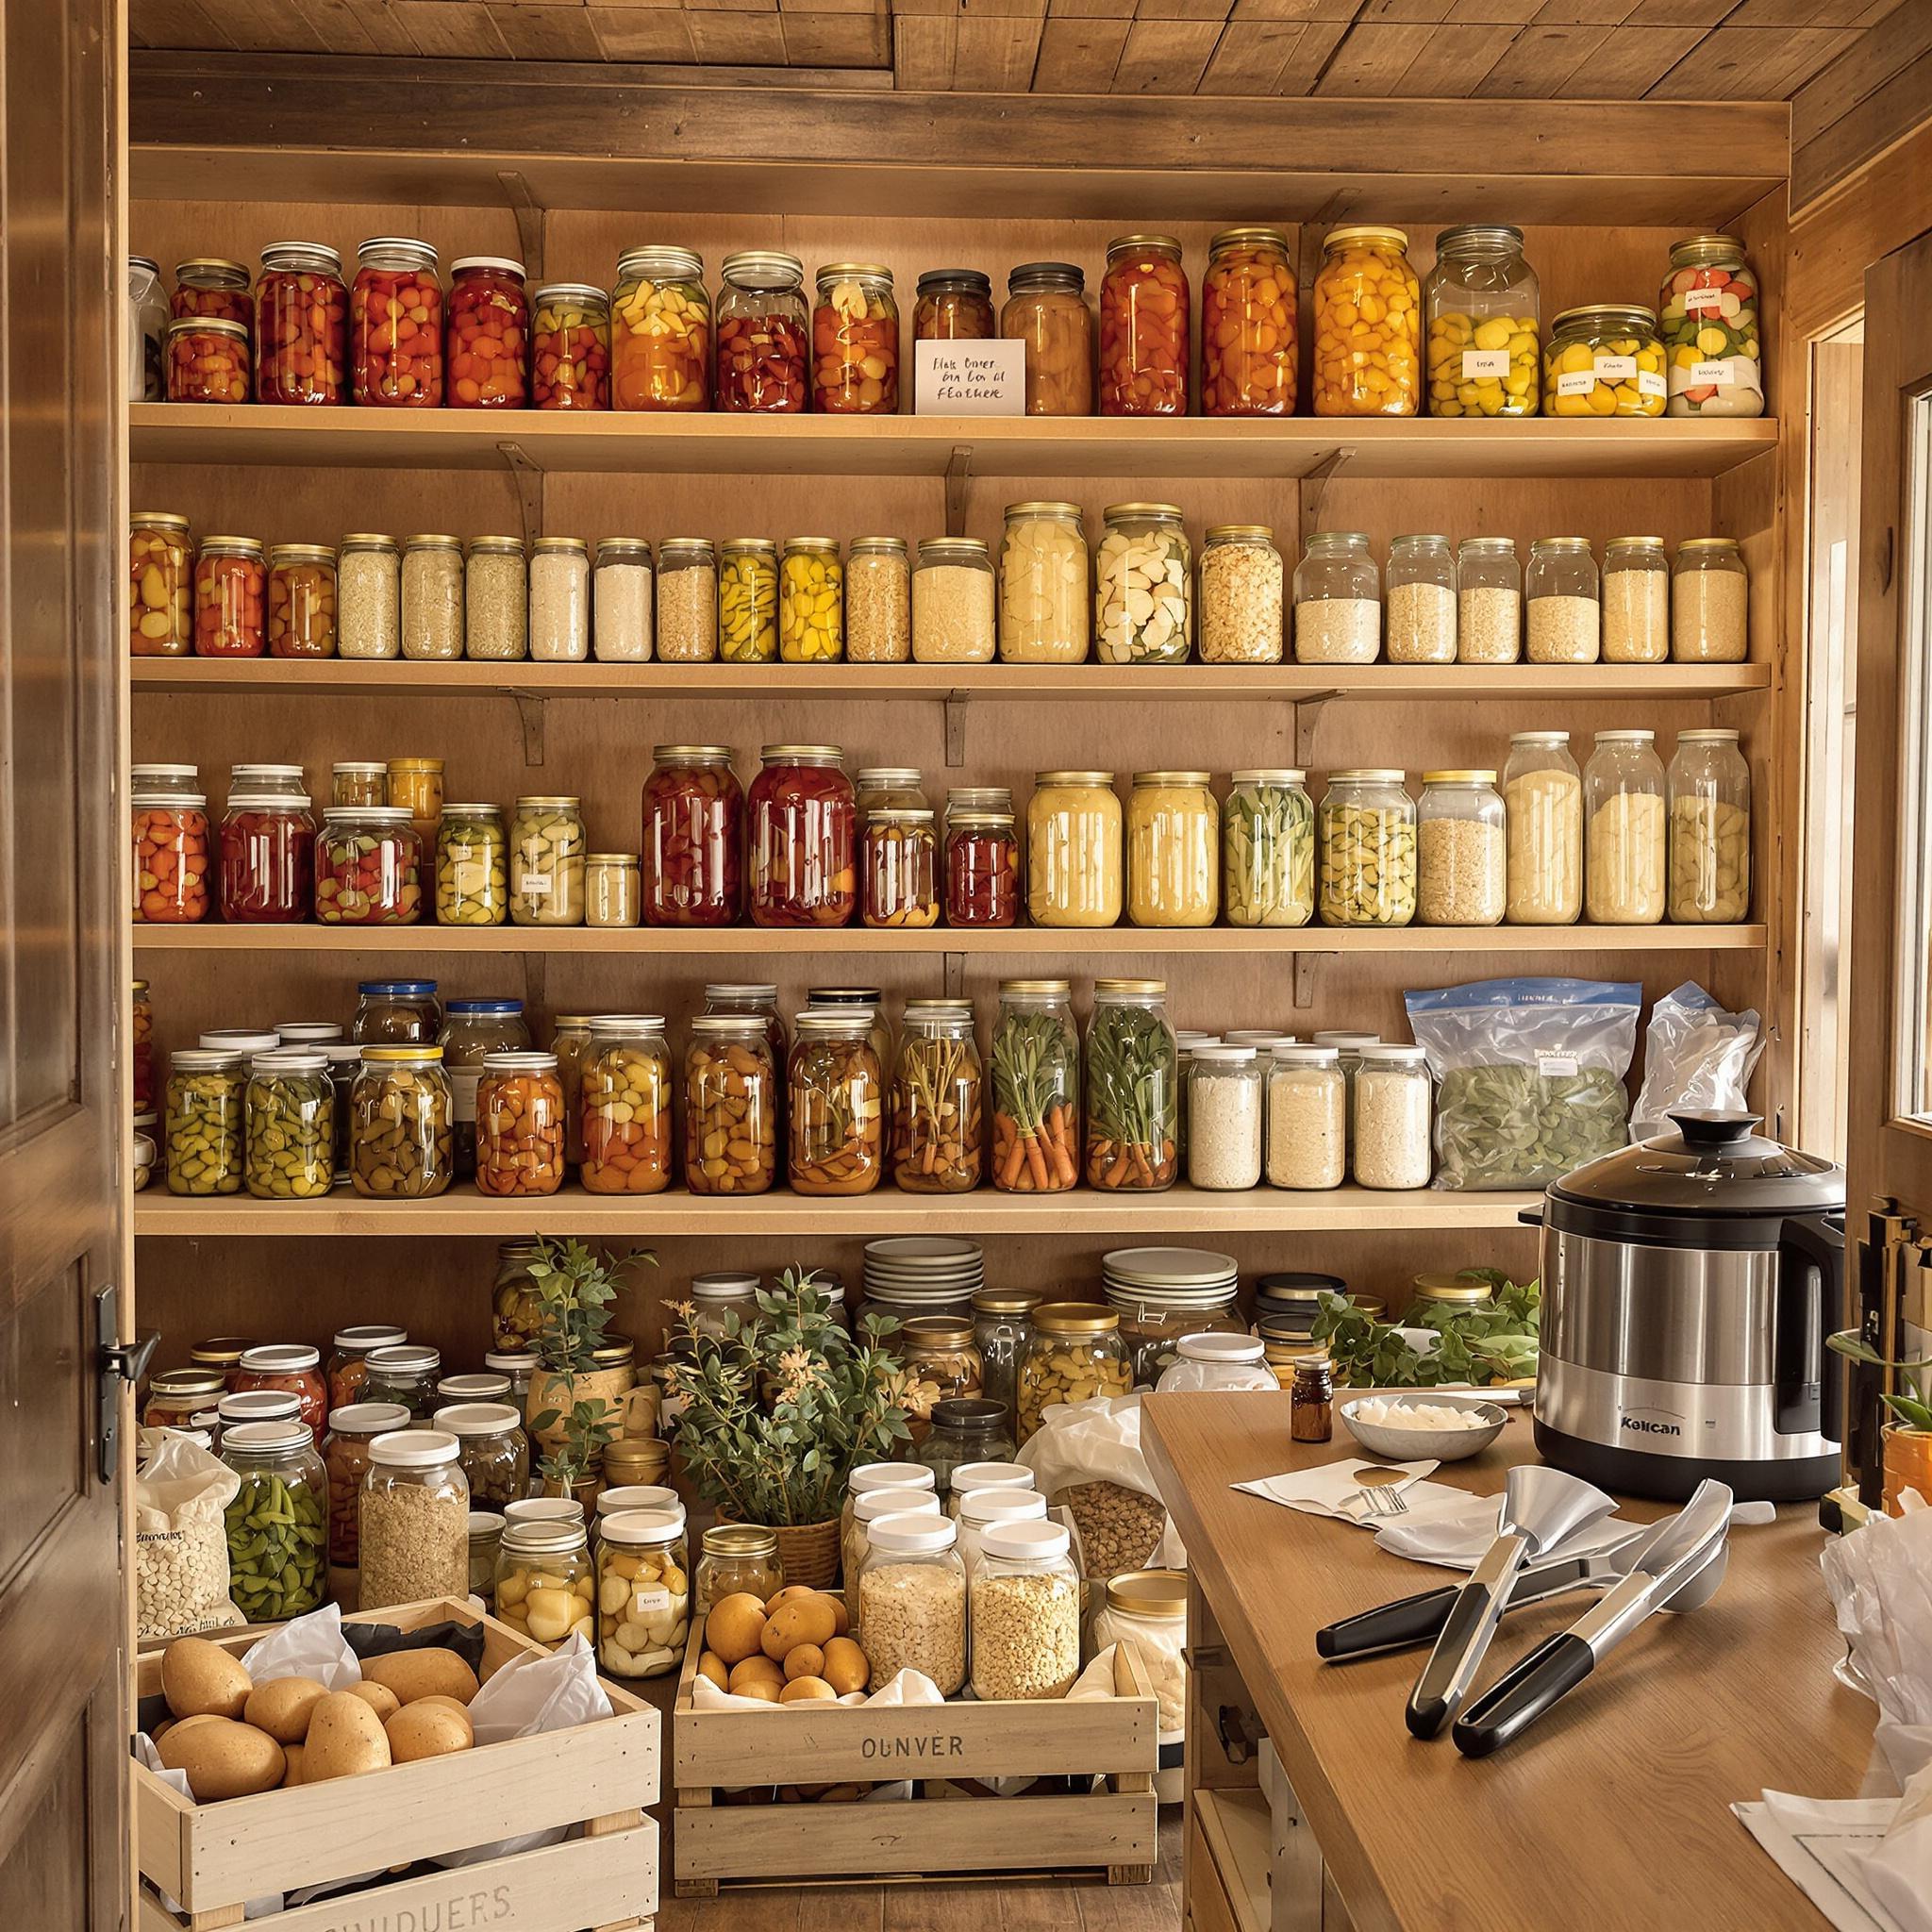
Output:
[431,1402,529,1510]
[970,1518,1081,1702]
[1199,525,1284,664]
[864,808,939,930]
[971,1290,1041,1420]
[583,853,640,929]
[1099,236,1188,416]
[1027,770,1122,928]
[915,268,995,343]
[352,236,442,406]
[529,536,591,663]
[858,1511,967,1692]
[779,537,843,663]
[465,536,528,662]
[322,1400,409,1572]
[1417,770,1506,926]
[998,502,1088,664]
[1660,234,1763,419]
[715,250,808,412]
[812,263,898,413]
[694,1524,782,1623]
[487,1352,538,1405]
[441,999,530,1175]
[1584,729,1667,924]
[218,784,314,924]
[1526,537,1601,665]
[1222,769,1313,928]
[1668,727,1751,924]
[1267,1043,1345,1190]
[130,256,166,401]
[436,804,508,927]
[1502,730,1582,925]
[350,1047,453,1199]
[218,1390,300,1441]
[788,1011,885,1195]
[685,1017,778,1196]
[267,544,338,658]
[354,978,442,1046]
[1543,304,1666,418]
[593,538,654,662]
[470,1511,506,1606]
[1083,979,1178,1191]
[1003,261,1093,417]
[991,979,1080,1194]
[387,758,444,843]
[641,744,741,927]
[1457,536,1522,665]
[475,1049,566,1196]
[165,316,250,403]
[243,1053,335,1202]
[129,512,192,656]
[750,744,857,927]
[1313,226,1421,417]
[1188,1046,1264,1191]
[165,1049,244,1195]
[338,533,401,660]
[193,537,266,658]
[844,537,910,663]
[494,1519,594,1651]
[491,1241,546,1352]
[891,1002,983,1193]
[1095,504,1191,665]
[315,807,422,924]
[912,538,996,664]
[1386,534,1457,664]
[1318,771,1415,927]
[945,810,1020,928]
[445,256,529,408]
[1673,538,1749,663]
[326,1326,408,1411]
[358,1428,471,1610]
[509,795,587,927]
[1602,537,1670,663]
[611,245,709,412]
[397,533,463,661]
[1291,1354,1335,1442]
[439,1373,512,1408]
[219,1422,327,1620]
[1293,532,1379,665]
[323,1044,361,1184]
[1127,770,1219,928]
[1201,227,1296,417]
[656,538,718,662]
[1017,1304,1135,1442]
[578,1017,671,1196]
[358,1344,444,1422]
[1424,224,1540,419]
[858,766,927,827]
[916,1400,1016,1496]
[329,758,386,810]
[530,281,610,410]
[189,1339,258,1388]
[901,1315,987,1433]
[595,1509,690,1680]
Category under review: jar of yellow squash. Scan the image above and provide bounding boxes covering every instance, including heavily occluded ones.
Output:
[1313,226,1420,419]
[1424,225,1539,419]
[781,537,843,662]
[1542,306,1665,419]
[720,538,777,663]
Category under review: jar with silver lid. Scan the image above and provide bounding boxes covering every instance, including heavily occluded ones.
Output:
[1503,729,1582,925]
[401,535,463,660]
[846,537,910,663]
[593,538,653,661]
[1267,1043,1345,1190]
[338,534,400,660]
[1187,1045,1264,1191]
[1351,1043,1432,1189]
[1198,525,1284,665]
[528,536,591,662]
[1095,504,1190,665]
[465,537,528,661]
[1292,532,1379,665]
[1673,538,1748,663]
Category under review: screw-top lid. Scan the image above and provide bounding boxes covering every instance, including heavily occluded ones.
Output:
[848,1461,937,1497]
[1175,1332,1268,1365]
[505,1495,585,1525]
[927,1398,1009,1435]
[451,255,525,278]
[326,1402,411,1435]
[720,248,804,287]
[239,1343,319,1374]
[597,1484,680,1518]
[854,1487,941,1525]
[866,1508,958,1556]
[950,1460,1034,1498]
[200,1029,280,1053]
[371,1427,461,1468]
[277,1023,345,1043]
[1324,225,1408,252]
[221,1420,313,1454]
[365,1341,441,1375]
[1105,1569,1188,1618]
[218,1390,301,1423]
[979,1517,1071,1563]
[599,1506,688,1546]
[1033,1302,1121,1336]
[431,1402,521,1439]
[958,1486,1049,1528]
[503,1517,590,1555]
[691,1270,759,1300]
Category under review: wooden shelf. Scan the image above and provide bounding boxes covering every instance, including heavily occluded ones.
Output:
[128,659,1774,703]
[128,405,1778,482]
[132,1182,1544,1238]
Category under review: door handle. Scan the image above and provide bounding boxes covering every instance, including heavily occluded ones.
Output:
[94,1285,159,1484]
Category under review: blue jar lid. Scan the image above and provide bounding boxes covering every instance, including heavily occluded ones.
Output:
[358,980,438,997]
[446,998,525,1015]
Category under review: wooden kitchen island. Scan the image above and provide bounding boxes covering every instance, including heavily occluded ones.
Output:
[1141,1391,1880,1932]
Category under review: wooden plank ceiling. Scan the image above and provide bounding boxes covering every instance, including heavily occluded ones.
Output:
[130,0,1906,97]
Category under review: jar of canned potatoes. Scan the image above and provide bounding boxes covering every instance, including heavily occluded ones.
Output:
[509,795,587,926]
[1096,503,1190,665]
[1543,304,1665,418]
[1318,770,1416,927]
[998,501,1088,664]
[1424,224,1539,418]
[1667,726,1750,923]
[596,1508,690,1680]
[130,512,193,656]
[494,1518,595,1650]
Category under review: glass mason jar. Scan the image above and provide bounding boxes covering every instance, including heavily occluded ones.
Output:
[1456,535,1523,665]
[129,511,193,656]
[864,808,940,929]
[494,1519,594,1651]
[165,1049,243,1194]
[1313,225,1420,417]
[431,1402,529,1510]
[358,1428,471,1609]
[857,768,929,831]
[315,807,423,924]
[1191,525,1283,665]
[1424,224,1540,419]
[912,539,996,664]
[685,1015,777,1195]
[1293,531,1379,665]
[694,1524,782,1624]
[470,1511,506,1605]
[749,744,857,927]
[1127,770,1219,928]
[578,1017,672,1196]
[991,979,1080,1194]
[1099,235,1188,417]
[354,978,442,1046]
[1418,770,1506,926]
[917,1400,1016,1495]
[1026,770,1122,927]
[475,1049,566,1196]
[350,1046,453,1199]
[465,536,528,661]
[1674,538,1749,663]
[1502,729,1583,924]
[891,1001,983,1193]
[193,536,266,657]
[336,532,401,660]
[322,1400,409,1570]
[441,998,530,1175]
[1016,1305,1135,1441]
[585,854,640,928]
[970,1518,1081,1702]
[858,1512,967,1692]
[1603,537,1670,663]
[655,538,717,662]
[243,1051,335,1201]
[387,758,444,845]
[1353,1043,1433,1190]
[1543,304,1665,418]
[703,983,787,1090]
[1319,770,1416,927]
[327,1325,408,1411]
[1526,537,1601,664]
[436,804,508,927]
[1201,227,1296,417]
[351,237,442,406]
[1660,234,1763,419]
[812,263,898,413]
[1084,978,1178,1191]
[444,256,528,408]
[641,744,741,927]
[219,1421,328,1620]
[1266,1043,1345,1190]
[788,1011,885,1196]
[509,795,587,927]
[1222,769,1313,928]
[530,281,610,410]
[219,786,314,923]
[901,1316,987,1435]
[1188,1045,1264,1191]
[1584,728,1667,924]
[945,810,1020,927]
[595,1509,690,1681]
[132,978,155,1110]
[1386,534,1457,664]
[165,316,250,403]
[1156,1333,1278,1395]
[970,1292,1041,1419]
[255,242,349,408]
[130,255,166,401]
[998,501,1088,664]
[359,1346,446,1424]
[173,255,252,327]
[323,1044,361,1184]
[714,537,775,663]
[845,537,911,663]
[915,269,995,342]
[714,250,808,412]
[611,245,709,411]
[267,544,338,658]
[956,1486,1046,1576]
[529,536,591,662]
[997,259,1091,418]
[1096,504,1191,665]
[401,534,463,661]
[491,1240,546,1352]
[593,538,654,662]
[1668,727,1751,924]
[779,537,843,663]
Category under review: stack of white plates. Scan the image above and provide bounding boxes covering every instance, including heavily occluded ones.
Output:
[1102,1246,1240,1307]
[861,1237,985,1315]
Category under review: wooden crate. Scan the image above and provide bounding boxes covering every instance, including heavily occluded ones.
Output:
[135,1597,659,1932]
[671,1624,1158,1896]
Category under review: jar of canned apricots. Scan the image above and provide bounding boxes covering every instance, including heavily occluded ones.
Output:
[192,537,266,658]
[1542,306,1666,418]
[475,1050,566,1197]
[813,263,899,414]
[352,237,443,407]
[1313,226,1420,418]
[684,1015,777,1196]
[579,1016,673,1196]
[1424,224,1540,419]
[267,544,338,658]
[130,512,193,657]
[166,317,250,403]
[1202,228,1296,417]
[613,246,710,412]
[789,1010,886,1196]
[1100,236,1188,417]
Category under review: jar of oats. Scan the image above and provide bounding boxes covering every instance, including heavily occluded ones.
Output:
[1266,1043,1344,1190]
[1386,534,1456,664]
[846,537,911,663]
[970,1518,1080,1702]
[658,539,718,662]
[1584,728,1666,924]
[858,1509,967,1695]
[1602,537,1669,663]
[1198,525,1283,664]
[358,1428,470,1612]
[1352,1043,1432,1190]
[1457,537,1521,664]
[1292,531,1378,664]
[912,538,996,663]
[593,539,654,662]
[1417,770,1506,925]
[529,536,591,662]
[1502,729,1581,924]
[1526,537,1600,664]
[1673,538,1748,662]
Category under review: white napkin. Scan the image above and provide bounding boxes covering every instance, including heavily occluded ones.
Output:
[1233,1458,1466,1524]
[1372,1492,1641,1571]
[1735,1790,1932,1932]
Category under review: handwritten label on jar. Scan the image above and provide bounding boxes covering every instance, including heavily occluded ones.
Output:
[1690,360,1733,384]
[630,1584,672,1616]
[517,871,553,898]
[1683,287,1728,314]
[913,341,1024,417]
[1460,348,1510,379]
[1639,368,1667,398]
[1557,371,1599,396]
[1592,355,1638,380]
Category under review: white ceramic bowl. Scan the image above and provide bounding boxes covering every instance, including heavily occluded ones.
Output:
[1339,1393,1507,1463]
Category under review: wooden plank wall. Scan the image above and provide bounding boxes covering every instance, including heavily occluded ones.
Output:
[1790,0,1932,212]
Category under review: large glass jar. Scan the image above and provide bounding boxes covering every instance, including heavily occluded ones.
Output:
[322,1400,409,1573]
[971,1291,1041,1417]
[846,537,910,663]
[1017,1305,1134,1441]
[595,1509,690,1680]
[129,511,192,656]
[440,998,530,1175]
[130,256,166,401]
[612,245,709,411]
[1313,226,1420,417]
[1188,1046,1264,1191]
[132,978,155,1110]
[362,1344,442,1422]
[494,1519,594,1651]
[350,1046,453,1198]
[530,281,610,409]
[657,539,717,662]
[1418,770,1506,926]
[1002,261,1093,417]
[694,1524,782,1623]
[1668,727,1751,924]
[912,539,996,664]
[1502,730,1582,924]
[998,501,1087,663]
[1099,236,1188,416]
[945,810,1020,927]
[401,534,463,662]
[1584,729,1667,924]
[1673,538,1749,662]
[788,1011,885,1196]
[173,256,252,328]
[475,1050,566,1196]
[1198,525,1284,664]
[351,237,442,407]
[1353,1044,1432,1190]
[1027,769,1122,927]
[243,1053,335,1201]
[432,1402,529,1510]
[1083,979,1177,1191]
[1526,538,1601,665]
[326,1326,408,1411]
[435,804,508,927]
[891,1002,983,1193]
[1223,769,1313,928]
[1603,537,1670,663]
[219,1421,327,1620]
[267,544,337,658]
[704,983,788,1084]
[637,743,741,930]
[1457,536,1523,665]
[315,807,422,924]
[1318,771,1416,927]
[991,979,1079,1194]
[529,536,591,662]
[970,1519,1081,1701]
[1424,224,1540,418]
[354,978,442,1046]
[685,1015,777,1196]
[257,242,347,408]
[445,257,528,408]
[956,1486,1046,1574]
[858,1512,967,1693]
[1542,304,1665,418]
[1201,227,1295,417]
[593,538,653,661]
[1660,234,1762,419]
[546,1016,592,1169]
[219,784,313,923]
[864,808,939,929]
[1387,534,1457,664]
[1294,532,1380,665]
[465,536,528,662]
[1096,504,1190,664]
[337,532,401,660]
[916,1400,1015,1496]
[509,795,586,927]
[579,1018,672,1196]
[749,744,857,927]
[779,537,843,663]
[915,269,995,343]
[193,537,266,657]
[812,263,898,413]
[165,317,250,403]
[358,1429,471,1609]
[1127,770,1219,928]
[1267,1043,1345,1190]
[714,250,808,412]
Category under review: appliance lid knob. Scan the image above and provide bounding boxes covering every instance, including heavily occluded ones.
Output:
[1668,1110,1761,1150]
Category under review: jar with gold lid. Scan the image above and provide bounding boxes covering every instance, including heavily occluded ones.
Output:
[1015,1304,1134,1442]
[694,1523,783,1621]
[586,853,641,928]
[899,1316,986,1443]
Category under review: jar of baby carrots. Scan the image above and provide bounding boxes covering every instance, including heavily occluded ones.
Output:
[475,1050,566,1197]
[1099,236,1189,417]
[990,979,1080,1194]
[578,1016,673,1196]
[1312,226,1421,418]
[1202,227,1296,417]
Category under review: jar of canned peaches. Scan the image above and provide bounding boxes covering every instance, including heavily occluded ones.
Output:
[1313,226,1421,417]
[255,242,347,406]
[1424,224,1540,418]
[915,269,995,342]
[579,1017,673,1196]
[684,1015,778,1196]
[1100,236,1189,417]
[192,537,266,657]
[1202,227,1296,417]
[530,282,610,410]
[267,545,338,658]
[1027,771,1123,928]
[1542,306,1666,418]
[130,512,193,657]
[446,257,529,408]
[612,245,710,412]
[1127,770,1220,928]
[1002,261,1094,417]
[351,237,443,407]
[863,808,940,929]
[475,1050,566,1197]
[789,1011,886,1196]
[813,263,898,413]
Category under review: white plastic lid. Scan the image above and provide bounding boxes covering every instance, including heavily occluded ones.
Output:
[849,1462,937,1496]
[1272,1042,1339,1064]
[1312,1031,1380,1050]
[1176,1332,1268,1364]
[979,1517,1072,1563]
[504,1495,584,1524]
[239,1344,320,1374]
[431,1402,522,1439]
[370,1427,460,1468]
[437,1373,512,1402]
[326,1402,410,1434]
[1191,1044,1257,1063]
[597,1484,679,1517]
[949,1461,1034,1498]
[200,1029,280,1052]
[599,1506,687,1545]
[856,1487,941,1525]
[1223,1030,1291,1047]
[221,1420,312,1453]
[866,1508,958,1556]
[1360,1042,1428,1063]
[218,1390,301,1422]
[958,1486,1048,1528]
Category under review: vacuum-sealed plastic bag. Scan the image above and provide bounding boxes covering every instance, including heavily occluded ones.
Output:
[1631,982,1765,1141]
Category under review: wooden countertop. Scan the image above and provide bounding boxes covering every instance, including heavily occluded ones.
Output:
[1141,1392,1877,1932]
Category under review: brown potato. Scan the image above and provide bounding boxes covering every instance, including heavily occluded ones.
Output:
[705,1593,768,1666]
[343,1680,401,1724]
[728,1655,783,1694]
[243,1676,329,1745]
[302,1691,392,1782]
[778,1676,837,1705]
[783,1644,825,1683]
[821,1637,871,1696]
[360,1650,479,1707]
[387,1700,475,1763]
[697,1651,730,1691]
[282,1743,306,1788]
[161,1639,252,1721]
[159,1718,284,1801]
[733,1678,779,1704]
[761,1595,837,1661]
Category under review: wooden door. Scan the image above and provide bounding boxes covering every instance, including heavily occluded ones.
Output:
[0,0,130,1923]
[1845,225,1932,1505]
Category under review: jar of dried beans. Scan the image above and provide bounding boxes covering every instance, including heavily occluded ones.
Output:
[446,257,529,408]
[714,250,808,412]
[193,537,266,657]
[267,544,337,658]
[1199,525,1283,664]
[579,1017,672,1196]
[1202,227,1296,417]
[352,237,443,407]
[1100,236,1188,416]
[892,1001,983,1193]
[612,245,709,411]
[530,282,609,409]
[813,263,898,414]
[685,1015,777,1196]
[642,743,741,925]
[475,1050,566,1196]
[788,1011,885,1196]
[166,317,249,403]
[255,242,346,404]
[750,744,857,927]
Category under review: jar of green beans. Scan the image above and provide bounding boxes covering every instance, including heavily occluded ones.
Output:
[1082,978,1177,1191]
[1223,768,1313,926]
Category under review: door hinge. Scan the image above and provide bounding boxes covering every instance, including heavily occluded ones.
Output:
[95,1286,158,1484]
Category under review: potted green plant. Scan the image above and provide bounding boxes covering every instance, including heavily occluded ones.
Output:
[525,1237,653,1475]
[667,1268,916,1587]
[1827,1328,1932,1513]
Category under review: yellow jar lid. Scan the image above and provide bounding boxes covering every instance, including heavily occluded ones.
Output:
[1132,770,1212,786]
[1324,225,1407,253]
[1421,770,1497,785]
[1035,769,1115,786]
[1033,1302,1121,1335]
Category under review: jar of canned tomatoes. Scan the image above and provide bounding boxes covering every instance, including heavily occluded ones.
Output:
[219,778,314,923]
[134,777,210,923]
[352,237,443,407]
[1202,228,1296,417]
[612,245,710,411]
[813,264,898,414]
[1003,262,1093,417]
[351,1047,453,1199]
[234,1345,328,1434]
[475,1050,566,1197]
[749,744,858,928]
[685,1015,778,1196]
[530,282,609,409]
[314,807,424,924]
[945,810,1018,928]
[789,1011,886,1196]
[579,1017,673,1196]
[193,538,266,657]
[267,545,338,658]
[167,317,250,403]
[254,242,346,405]
[1100,236,1188,417]
[130,512,193,656]
[915,269,995,342]
[642,743,742,926]
[446,257,529,408]
[1313,226,1421,418]
[864,808,939,929]
[173,257,252,326]
[715,251,808,413]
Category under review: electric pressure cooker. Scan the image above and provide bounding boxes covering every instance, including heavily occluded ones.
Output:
[1532,1111,1843,1503]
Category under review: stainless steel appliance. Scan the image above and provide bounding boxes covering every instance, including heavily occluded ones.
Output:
[1533,1111,1844,1503]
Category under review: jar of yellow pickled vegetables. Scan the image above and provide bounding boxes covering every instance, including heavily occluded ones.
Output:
[780,537,843,663]
[720,538,778,663]
[1126,771,1219,928]
[1312,226,1420,419]
[611,245,709,413]
[1542,305,1665,419]
[1026,770,1122,928]
[1424,225,1539,419]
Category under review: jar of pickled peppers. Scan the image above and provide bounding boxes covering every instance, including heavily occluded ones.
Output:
[813,263,898,414]
[173,256,252,327]
[720,538,778,662]
[256,242,346,406]
[612,245,710,412]
[749,744,857,928]
[530,281,610,410]
[167,317,250,403]
[641,744,742,926]
[134,778,210,923]
[1100,236,1188,417]
[715,250,808,413]
[1313,226,1420,418]
[352,236,443,407]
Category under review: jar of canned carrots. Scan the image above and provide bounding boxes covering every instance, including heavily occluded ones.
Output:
[130,512,193,657]
[352,237,444,407]
[192,537,266,657]
[1312,225,1421,418]
[255,242,347,405]
[1202,227,1296,417]
[684,1015,778,1195]
[446,257,529,408]
[267,545,338,658]
[1100,236,1188,417]
[612,245,710,412]
[530,282,610,410]
[813,264,898,414]
[476,1050,566,1196]
[579,1016,673,1195]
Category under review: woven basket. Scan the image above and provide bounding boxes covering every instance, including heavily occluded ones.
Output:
[722,1512,841,1590]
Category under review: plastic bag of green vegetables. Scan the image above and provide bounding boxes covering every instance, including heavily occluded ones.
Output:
[1405,977,1640,1190]
[1310,1275,1540,1389]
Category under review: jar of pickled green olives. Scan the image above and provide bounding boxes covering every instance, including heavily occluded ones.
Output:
[349,1045,453,1198]
[166,1048,245,1195]
[243,1049,336,1199]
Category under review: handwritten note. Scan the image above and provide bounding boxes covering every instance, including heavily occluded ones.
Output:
[913,340,1025,416]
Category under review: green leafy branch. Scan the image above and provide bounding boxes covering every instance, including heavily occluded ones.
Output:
[1826,1329,1932,1431]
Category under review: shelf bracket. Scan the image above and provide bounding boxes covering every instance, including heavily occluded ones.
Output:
[1293,954,1325,1009]
[945,446,974,538]
[944,691,969,768]
[943,952,965,999]
[499,441,544,548]
[1301,446,1357,535]
[512,692,547,768]
[497,171,545,284]
[1295,691,1339,768]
